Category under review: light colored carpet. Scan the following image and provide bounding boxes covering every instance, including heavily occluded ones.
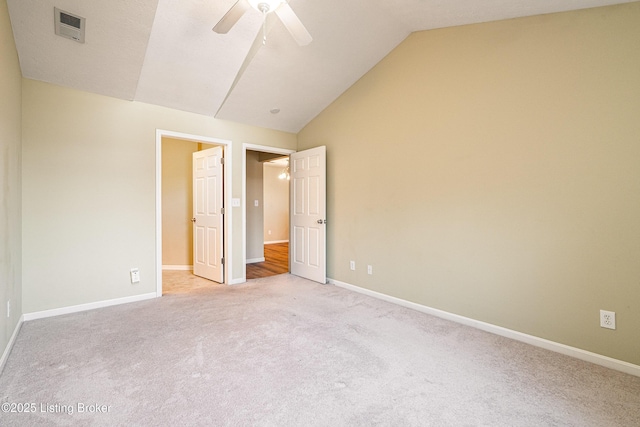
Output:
[1,273,639,426]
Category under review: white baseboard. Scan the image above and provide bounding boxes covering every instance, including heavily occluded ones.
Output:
[23,292,158,321]
[328,278,640,378]
[246,257,265,264]
[162,265,193,271]
[265,240,289,245]
[0,315,24,375]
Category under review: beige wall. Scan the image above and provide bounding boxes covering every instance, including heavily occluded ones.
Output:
[246,150,264,261]
[298,3,640,365]
[263,163,289,242]
[22,79,296,313]
[161,138,199,267]
[0,0,22,363]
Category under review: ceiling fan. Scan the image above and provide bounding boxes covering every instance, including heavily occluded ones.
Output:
[213,0,312,46]
[212,0,312,116]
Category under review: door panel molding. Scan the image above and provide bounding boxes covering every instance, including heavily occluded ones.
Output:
[193,146,224,283]
[290,146,326,284]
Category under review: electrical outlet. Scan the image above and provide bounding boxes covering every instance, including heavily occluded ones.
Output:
[600,310,616,330]
[367,265,373,275]
[130,268,140,284]
[350,261,356,271]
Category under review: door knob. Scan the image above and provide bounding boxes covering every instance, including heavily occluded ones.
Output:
[191,218,196,223]
[317,219,326,224]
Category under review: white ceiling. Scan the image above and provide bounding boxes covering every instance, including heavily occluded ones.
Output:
[7,0,634,133]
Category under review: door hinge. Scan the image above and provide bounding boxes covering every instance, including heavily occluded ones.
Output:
[221,257,225,265]
[221,208,225,215]
[220,157,225,165]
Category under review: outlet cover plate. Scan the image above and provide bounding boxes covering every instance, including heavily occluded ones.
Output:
[600,310,616,330]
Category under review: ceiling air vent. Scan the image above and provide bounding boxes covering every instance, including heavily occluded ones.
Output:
[54,7,85,43]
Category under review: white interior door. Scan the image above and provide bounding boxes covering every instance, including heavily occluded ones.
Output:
[193,146,224,283]
[290,146,326,284]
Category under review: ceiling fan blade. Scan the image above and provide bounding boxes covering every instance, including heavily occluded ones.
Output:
[215,14,277,116]
[274,3,312,46]
[213,0,251,34]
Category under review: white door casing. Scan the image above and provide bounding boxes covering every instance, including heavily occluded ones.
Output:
[193,147,224,283]
[290,146,326,284]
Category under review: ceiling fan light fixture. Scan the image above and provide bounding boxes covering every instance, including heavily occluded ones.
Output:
[278,161,290,180]
[247,0,286,14]
[214,0,311,47]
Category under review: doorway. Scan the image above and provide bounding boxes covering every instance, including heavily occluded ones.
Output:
[243,144,295,281]
[246,157,289,279]
[156,130,232,297]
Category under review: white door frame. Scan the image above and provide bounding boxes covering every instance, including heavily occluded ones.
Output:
[156,129,233,297]
[242,143,295,282]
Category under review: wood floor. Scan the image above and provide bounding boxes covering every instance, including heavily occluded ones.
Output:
[246,242,289,279]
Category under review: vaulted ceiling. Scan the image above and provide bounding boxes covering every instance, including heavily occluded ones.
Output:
[7,0,633,133]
